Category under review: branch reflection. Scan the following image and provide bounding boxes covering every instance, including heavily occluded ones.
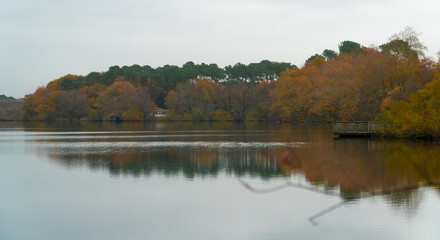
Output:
[241,139,440,224]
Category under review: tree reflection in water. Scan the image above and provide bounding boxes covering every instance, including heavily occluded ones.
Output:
[28,122,440,225]
[241,139,440,224]
[43,147,286,179]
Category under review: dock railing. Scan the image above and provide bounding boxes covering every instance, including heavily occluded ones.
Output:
[333,121,387,136]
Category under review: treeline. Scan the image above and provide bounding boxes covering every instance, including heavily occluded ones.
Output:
[53,60,293,107]
[0,94,14,100]
[12,28,440,137]
[272,40,436,121]
[164,28,439,123]
[21,60,293,121]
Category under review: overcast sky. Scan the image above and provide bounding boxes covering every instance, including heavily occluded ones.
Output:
[1,0,439,98]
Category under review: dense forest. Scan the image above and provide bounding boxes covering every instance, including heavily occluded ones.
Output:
[2,28,440,137]
[0,95,23,121]
[19,60,293,121]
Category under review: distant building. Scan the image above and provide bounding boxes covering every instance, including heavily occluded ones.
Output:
[153,107,168,117]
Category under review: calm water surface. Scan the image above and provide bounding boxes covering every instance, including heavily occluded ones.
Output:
[1,122,440,240]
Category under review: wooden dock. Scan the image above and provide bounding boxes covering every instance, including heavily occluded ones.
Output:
[333,121,386,137]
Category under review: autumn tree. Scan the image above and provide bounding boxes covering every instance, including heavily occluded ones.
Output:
[22,82,62,121]
[164,90,179,113]
[270,59,320,121]
[0,98,22,120]
[309,56,361,121]
[165,78,221,120]
[53,90,88,120]
[190,79,221,120]
[388,26,427,58]
[228,83,255,121]
[246,80,275,121]
[97,79,137,119]
[133,86,155,120]
[378,75,440,137]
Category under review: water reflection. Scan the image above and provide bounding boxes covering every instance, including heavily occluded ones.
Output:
[44,147,286,179]
[2,122,440,239]
[279,139,440,196]
[3,122,440,214]
[17,123,439,202]
[264,138,440,223]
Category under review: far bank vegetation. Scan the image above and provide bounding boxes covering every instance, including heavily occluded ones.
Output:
[2,28,439,138]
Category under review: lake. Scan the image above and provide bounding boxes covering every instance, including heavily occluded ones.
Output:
[1,122,439,240]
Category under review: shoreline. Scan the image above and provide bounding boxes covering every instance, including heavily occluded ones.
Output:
[1,119,438,141]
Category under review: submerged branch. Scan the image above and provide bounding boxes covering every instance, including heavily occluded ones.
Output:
[239,178,440,225]
[239,179,339,197]
[309,201,348,225]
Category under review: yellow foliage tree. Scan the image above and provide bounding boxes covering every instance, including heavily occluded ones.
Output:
[378,76,440,137]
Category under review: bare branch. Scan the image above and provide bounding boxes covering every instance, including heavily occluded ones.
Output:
[309,201,348,225]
